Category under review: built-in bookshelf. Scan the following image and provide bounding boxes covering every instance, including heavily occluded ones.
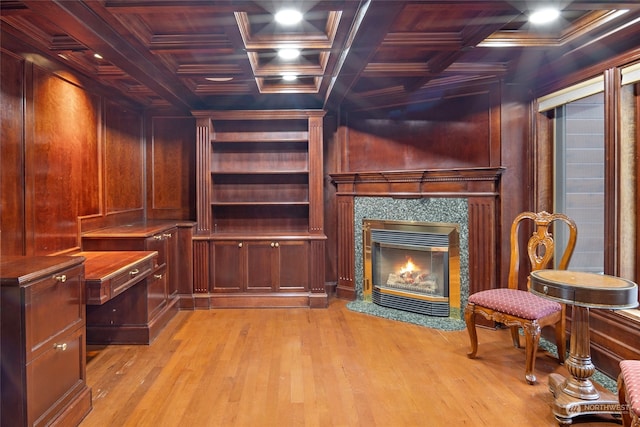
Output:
[192,110,327,308]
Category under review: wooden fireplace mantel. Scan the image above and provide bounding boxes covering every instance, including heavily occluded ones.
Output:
[330,167,504,197]
[329,167,505,301]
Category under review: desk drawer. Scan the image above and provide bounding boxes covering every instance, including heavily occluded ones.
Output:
[85,256,154,304]
[110,257,154,298]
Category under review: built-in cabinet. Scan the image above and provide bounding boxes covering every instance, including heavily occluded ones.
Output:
[192,110,327,308]
[81,221,194,341]
[210,239,309,293]
[1,256,92,427]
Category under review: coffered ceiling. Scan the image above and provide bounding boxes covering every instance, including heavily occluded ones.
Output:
[2,1,640,113]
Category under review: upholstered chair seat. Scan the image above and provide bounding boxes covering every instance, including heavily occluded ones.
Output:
[468,289,562,320]
[619,360,640,427]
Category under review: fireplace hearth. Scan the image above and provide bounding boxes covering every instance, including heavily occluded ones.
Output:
[363,219,460,317]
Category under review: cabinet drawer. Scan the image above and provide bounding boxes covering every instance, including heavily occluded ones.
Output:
[26,327,85,426]
[25,264,84,360]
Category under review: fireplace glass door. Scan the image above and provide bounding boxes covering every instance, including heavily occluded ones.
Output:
[373,243,448,299]
[363,219,460,317]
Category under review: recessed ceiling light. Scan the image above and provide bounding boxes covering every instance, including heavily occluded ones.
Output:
[278,48,300,60]
[275,9,302,25]
[529,8,560,24]
[206,77,234,82]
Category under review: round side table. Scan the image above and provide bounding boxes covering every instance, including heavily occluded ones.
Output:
[529,270,638,426]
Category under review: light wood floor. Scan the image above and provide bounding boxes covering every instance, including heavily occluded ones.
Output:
[80,299,621,427]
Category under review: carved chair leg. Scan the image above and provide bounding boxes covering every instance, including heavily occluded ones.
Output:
[523,322,542,385]
[554,320,566,364]
[510,326,521,348]
[464,304,478,359]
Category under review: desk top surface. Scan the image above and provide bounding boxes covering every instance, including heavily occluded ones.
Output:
[74,251,157,281]
[530,270,638,309]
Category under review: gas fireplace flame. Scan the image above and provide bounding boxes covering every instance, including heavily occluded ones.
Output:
[399,258,418,274]
[384,256,437,293]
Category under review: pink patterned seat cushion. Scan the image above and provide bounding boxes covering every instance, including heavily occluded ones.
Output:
[620,360,640,417]
[468,288,562,320]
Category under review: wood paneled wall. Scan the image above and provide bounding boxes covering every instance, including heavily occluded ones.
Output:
[146,115,196,221]
[0,50,115,256]
[339,90,501,172]
[1,35,197,256]
[1,50,26,255]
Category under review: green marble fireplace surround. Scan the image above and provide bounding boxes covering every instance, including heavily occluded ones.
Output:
[349,197,469,329]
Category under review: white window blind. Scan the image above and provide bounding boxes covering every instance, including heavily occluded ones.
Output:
[537,76,604,112]
[622,62,640,86]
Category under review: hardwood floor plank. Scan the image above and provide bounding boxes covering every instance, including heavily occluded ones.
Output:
[80,300,621,427]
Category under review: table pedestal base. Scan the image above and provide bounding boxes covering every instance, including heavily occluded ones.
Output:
[529,270,638,426]
[549,373,621,426]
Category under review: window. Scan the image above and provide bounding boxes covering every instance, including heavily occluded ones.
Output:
[553,93,605,273]
[537,67,638,296]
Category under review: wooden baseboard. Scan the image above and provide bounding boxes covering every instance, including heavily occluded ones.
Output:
[177,292,332,309]
[50,383,92,427]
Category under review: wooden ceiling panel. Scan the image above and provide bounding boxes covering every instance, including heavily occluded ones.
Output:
[2,0,639,112]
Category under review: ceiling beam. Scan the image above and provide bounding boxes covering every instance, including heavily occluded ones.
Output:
[23,0,203,111]
[323,0,404,112]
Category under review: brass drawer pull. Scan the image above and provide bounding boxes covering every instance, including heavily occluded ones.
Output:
[162,233,172,238]
[129,269,140,276]
[54,343,67,351]
[154,274,163,279]
[153,235,163,240]
[55,274,67,283]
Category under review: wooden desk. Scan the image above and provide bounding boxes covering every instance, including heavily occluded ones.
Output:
[75,251,168,344]
[530,270,638,426]
[76,251,157,305]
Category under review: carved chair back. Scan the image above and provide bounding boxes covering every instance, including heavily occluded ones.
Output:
[507,211,578,291]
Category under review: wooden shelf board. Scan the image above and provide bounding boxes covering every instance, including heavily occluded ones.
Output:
[212,131,308,142]
[211,201,309,206]
[211,170,309,175]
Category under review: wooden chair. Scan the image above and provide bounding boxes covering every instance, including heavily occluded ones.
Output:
[619,360,640,427]
[464,211,577,384]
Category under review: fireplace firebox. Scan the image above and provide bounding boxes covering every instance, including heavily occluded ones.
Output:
[363,219,461,317]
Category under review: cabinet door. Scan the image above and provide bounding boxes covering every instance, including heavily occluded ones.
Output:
[162,227,178,298]
[145,230,174,300]
[211,241,244,292]
[277,240,309,291]
[147,267,168,318]
[246,241,276,291]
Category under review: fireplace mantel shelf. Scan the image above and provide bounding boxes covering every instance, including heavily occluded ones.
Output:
[330,167,504,197]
